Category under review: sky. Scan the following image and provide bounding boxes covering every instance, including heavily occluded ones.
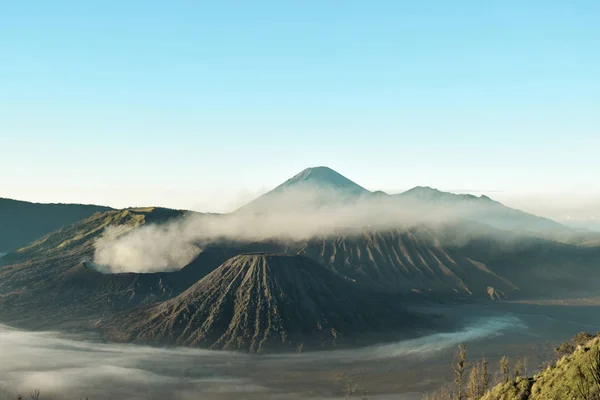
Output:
[1,0,599,217]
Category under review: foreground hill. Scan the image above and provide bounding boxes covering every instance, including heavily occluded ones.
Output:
[481,335,600,400]
[101,253,432,352]
[0,197,112,253]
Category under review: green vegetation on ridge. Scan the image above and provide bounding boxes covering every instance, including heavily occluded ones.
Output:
[424,332,600,400]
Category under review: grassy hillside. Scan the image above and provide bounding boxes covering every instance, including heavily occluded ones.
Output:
[424,332,600,400]
[0,197,112,253]
[481,334,600,400]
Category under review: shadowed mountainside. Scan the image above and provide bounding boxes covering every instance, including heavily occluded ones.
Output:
[294,225,517,297]
[0,207,235,328]
[0,197,112,253]
[101,253,432,352]
[189,221,600,301]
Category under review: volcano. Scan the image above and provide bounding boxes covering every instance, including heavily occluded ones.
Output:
[101,253,431,352]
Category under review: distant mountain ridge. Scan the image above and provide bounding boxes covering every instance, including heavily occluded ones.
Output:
[397,186,498,203]
[0,197,113,253]
[396,185,567,234]
[240,166,568,235]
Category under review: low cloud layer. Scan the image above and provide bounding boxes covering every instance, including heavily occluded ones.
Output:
[0,314,524,400]
[93,186,598,273]
[497,194,600,231]
[93,187,478,273]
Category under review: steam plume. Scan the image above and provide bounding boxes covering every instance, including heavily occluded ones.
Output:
[93,187,472,273]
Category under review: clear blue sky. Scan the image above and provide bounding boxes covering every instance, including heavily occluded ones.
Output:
[1,0,599,212]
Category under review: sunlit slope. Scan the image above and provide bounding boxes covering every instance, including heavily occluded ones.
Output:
[482,336,600,400]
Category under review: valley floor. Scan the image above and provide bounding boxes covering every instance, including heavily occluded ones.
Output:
[2,302,600,400]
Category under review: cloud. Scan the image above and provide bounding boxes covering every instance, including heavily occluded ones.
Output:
[93,187,469,273]
[93,185,599,273]
[0,324,264,400]
[0,314,523,400]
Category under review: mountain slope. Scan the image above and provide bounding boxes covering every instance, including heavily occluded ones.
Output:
[0,197,112,252]
[187,219,600,301]
[101,253,432,352]
[0,207,233,328]
[294,226,519,298]
[300,221,600,299]
[396,186,566,234]
[0,207,184,271]
[238,166,574,238]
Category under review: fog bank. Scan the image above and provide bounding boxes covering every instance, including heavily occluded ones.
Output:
[93,187,501,273]
[0,314,524,400]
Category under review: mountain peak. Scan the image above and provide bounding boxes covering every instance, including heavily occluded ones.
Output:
[401,186,446,200]
[291,165,337,177]
[479,194,496,202]
[280,166,369,194]
[404,186,443,193]
[237,166,370,212]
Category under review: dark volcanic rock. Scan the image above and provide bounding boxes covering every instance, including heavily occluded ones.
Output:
[101,253,431,352]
